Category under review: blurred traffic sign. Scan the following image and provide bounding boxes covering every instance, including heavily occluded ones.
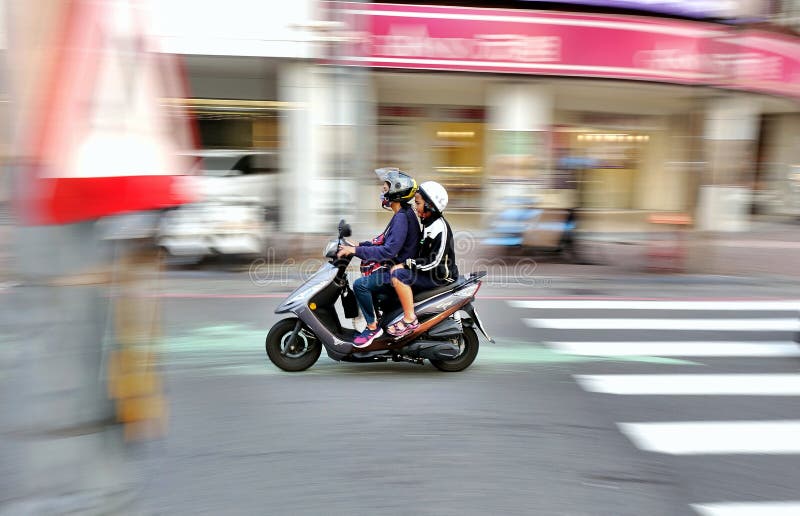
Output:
[12,0,196,224]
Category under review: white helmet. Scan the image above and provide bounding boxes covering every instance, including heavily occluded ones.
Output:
[419,181,448,214]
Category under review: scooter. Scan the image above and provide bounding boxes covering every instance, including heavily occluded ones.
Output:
[483,197,583,262]
[265,220,493,372]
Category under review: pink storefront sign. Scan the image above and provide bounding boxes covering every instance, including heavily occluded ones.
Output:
[711,30,800,99]
[333,2,800,99]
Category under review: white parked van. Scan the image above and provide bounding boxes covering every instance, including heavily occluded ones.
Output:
[158,150,279,260]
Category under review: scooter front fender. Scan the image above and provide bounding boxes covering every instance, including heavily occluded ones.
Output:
[275,263,338,314]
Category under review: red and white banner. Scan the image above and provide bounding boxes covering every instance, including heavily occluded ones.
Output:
[9,0,196,225]
[334,2,800,99]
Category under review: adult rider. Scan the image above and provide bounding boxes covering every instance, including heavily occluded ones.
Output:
[336,168,421,348]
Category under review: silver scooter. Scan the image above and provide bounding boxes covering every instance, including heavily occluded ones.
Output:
[265,220,493,372]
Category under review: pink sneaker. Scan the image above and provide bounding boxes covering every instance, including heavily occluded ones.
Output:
[353,327,383,348]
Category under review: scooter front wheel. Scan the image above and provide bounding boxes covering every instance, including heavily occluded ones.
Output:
[265,318,321,372]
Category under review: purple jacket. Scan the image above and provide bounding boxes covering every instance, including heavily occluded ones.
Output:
[355,204,420,265]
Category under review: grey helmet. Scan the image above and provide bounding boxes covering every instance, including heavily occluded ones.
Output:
[375,168,418,206]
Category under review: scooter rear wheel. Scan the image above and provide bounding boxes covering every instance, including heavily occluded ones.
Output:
[266,318,321,372]
[430,327,479,372]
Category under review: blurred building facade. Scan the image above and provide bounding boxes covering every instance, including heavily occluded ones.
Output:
[148,0,800,234]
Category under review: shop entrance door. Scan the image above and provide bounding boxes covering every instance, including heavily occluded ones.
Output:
[427,122,485,211]
[570,130,647,210]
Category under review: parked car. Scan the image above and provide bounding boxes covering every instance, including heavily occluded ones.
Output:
[157,150,279,261]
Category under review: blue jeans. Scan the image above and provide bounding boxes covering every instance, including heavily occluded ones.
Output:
[353,269,392,326]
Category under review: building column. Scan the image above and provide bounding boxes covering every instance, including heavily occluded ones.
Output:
[762,113,800,217]
[278,62,366,234]
[279,62,327,234]
[696,96,760,232]
[485,83,554,211]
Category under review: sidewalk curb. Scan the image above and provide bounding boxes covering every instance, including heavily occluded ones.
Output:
[157,268,800,287]
[6,267,795,295]
[566,274,791,286]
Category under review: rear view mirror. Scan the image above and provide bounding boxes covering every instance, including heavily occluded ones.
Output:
[338,219,352,238]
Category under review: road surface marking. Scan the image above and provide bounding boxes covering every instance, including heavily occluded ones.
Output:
[525,318,800,331]
[509,300,800,311]
[549,341,800,357]
[576,374,800,396]
[618,421,800,455]
[692,501,800,516]
[481,342,697,365]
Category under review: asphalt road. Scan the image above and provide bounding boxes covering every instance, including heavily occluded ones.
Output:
[133,282,800,516]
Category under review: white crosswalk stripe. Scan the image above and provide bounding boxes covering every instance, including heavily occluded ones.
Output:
[618,421,800,455]
[509,300,800,311]
[524,317,800,331]
[507,298,800,514]
[549,341,800,357]
[691,502,800,516]
[576,374,800,395]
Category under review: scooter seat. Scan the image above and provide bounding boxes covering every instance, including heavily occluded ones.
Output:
[377,277,470,329]
[412,276,468,302]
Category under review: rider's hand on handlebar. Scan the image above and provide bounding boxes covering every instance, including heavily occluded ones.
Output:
[337,245,356,258]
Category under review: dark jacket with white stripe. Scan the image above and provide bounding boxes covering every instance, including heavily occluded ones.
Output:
[405,213,458,285]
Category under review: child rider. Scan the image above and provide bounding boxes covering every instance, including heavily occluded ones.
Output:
[387,181,458,338]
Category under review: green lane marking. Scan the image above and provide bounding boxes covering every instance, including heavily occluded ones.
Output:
[607,355,701,365]
[165,324,265,354]
[182,364,277,376]
[482,339,700,366]
[481,344,607,364]
[162,326,701,373]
